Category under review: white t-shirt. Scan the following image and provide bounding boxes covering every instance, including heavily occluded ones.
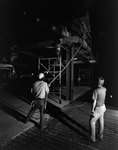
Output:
[92,86,107,107]
[33,81,49,99]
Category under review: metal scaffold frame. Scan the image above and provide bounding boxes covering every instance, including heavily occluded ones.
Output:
[38,55,64,103]
[38,40,86,102]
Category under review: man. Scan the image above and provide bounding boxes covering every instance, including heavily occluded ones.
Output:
[89,77,107,142]
[25,73,49,129]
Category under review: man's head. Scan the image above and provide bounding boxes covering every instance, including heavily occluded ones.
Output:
[38,73,45,80]
[98,77,104,86]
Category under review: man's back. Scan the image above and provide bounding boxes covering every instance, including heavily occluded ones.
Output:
[95,86,107,107]
[33,80,49,99]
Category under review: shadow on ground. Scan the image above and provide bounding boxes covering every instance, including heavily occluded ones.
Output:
[0,101,36,125]
[46,102,90,141]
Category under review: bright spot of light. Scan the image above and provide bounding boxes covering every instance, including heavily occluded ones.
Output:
[36,18,40,22]
[23,11,26,15]
[52,26,56,30]
[74,58,78,60]
[110,95,112,98]
[78,77,81,81]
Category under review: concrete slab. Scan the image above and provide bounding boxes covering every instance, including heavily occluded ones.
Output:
[1,101,118,150]
[0,86,91,146]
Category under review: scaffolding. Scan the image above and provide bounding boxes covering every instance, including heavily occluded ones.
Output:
[38,55,64,103]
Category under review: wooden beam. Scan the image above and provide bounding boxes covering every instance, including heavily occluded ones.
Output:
[13,40,54,51]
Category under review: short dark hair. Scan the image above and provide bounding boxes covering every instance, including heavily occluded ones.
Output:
[99,77,104,81]
[98,77,104,85]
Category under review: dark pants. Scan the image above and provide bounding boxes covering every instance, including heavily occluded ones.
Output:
[26,98,45,127]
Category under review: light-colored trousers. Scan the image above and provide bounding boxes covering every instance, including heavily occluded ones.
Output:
[89,104,106,140]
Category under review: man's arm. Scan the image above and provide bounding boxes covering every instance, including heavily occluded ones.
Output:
[31,84,34,94]
[44,83,50,109]
[31,88,33,93]
[91,99,96,113]
[45,83,49,94]
[91,90,97,113]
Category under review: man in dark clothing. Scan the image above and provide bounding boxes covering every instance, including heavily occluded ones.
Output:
[25,73,49,129]
[89,77,107,142]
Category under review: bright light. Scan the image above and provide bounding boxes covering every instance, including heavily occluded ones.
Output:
[52,26,56,30]
[78,77,81,81]
[23,11,26,15]
[36,18,40,22]
[110,95,112,98]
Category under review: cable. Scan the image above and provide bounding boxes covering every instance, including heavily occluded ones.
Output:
[62,102,88,110]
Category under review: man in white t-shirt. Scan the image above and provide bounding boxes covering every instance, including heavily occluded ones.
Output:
[89,77,107,142]
[25,73,49,129]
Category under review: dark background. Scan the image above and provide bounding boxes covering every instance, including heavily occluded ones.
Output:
[0,0,118,107]
[90,0,118,107]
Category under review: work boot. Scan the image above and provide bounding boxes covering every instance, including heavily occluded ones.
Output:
[90,136,96,142]
[97,134,103,140]
[35,123,46,130]
[24,118,28,124]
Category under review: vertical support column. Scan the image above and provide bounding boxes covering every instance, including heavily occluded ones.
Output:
[66,49,71,101]
[59,55,62,103]
[71,47,74,101]
[66,47,74,101]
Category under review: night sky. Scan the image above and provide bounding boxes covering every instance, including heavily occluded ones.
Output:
[0,0,118,107]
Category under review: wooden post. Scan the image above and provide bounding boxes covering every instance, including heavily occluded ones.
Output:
[66,49,71,101]
[71,47,74,101]
[66,47,74,101]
